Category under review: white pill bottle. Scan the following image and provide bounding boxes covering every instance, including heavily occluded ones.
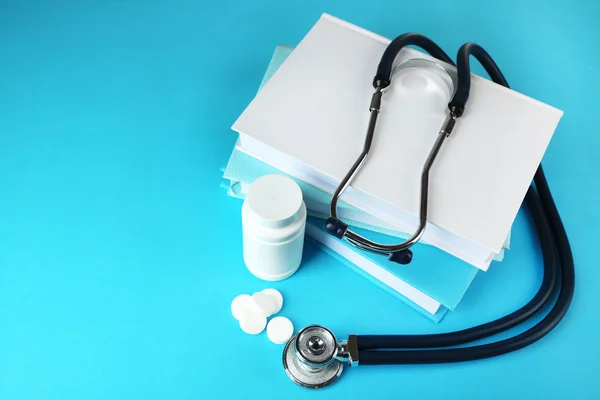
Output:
[242,174,307,281]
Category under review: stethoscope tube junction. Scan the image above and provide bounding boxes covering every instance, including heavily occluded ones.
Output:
[286,34,574,389]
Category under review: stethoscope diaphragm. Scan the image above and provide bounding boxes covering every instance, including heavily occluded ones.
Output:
[282,325,344,389]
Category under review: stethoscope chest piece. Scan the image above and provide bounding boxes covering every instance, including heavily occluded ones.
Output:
[282,325,343,389]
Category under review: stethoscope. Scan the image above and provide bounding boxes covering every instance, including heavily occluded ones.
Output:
[283,33,575,389]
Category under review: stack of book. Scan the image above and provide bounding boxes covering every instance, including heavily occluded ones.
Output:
[221,14,562,322]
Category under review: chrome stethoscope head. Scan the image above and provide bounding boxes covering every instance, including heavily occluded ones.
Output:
[282,325,358,389]
[325,58,459,265]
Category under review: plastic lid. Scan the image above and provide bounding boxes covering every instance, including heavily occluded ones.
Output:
[245,175,304,228]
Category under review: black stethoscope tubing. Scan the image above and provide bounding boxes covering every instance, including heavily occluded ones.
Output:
[340,35,574,365]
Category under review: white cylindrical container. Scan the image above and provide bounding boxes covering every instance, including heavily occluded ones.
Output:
[242,174,307,281]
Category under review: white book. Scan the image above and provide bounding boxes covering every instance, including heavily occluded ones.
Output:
[232,13,563,270]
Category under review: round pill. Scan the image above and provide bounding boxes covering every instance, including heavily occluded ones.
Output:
[261,288,283,314]
[240,312,267,335]
[251,292,276,317]
[267,316,294,344]
[231,294,253,321]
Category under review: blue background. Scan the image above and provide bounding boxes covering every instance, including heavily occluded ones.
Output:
[0,0,598,398]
